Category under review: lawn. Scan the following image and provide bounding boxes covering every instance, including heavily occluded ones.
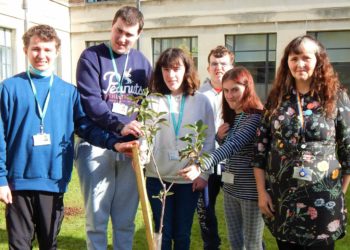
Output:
[0,168,349,249]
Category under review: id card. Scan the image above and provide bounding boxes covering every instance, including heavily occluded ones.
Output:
[112,102,128,115]
[33,133,51,146]
[222,172,234,184]
[292,166,313,181]
[168,150,180,161]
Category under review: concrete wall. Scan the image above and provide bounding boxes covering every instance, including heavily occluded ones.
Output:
[70,0,350,83]
[1,0,350,83]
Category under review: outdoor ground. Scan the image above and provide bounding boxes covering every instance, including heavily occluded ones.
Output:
[0,168,349,249]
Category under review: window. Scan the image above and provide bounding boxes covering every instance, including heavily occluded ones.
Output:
[86,40,108,48]
[308,31,350,90]
[152,37,198,68]
[0,27,12,81]
[225,33,276,101]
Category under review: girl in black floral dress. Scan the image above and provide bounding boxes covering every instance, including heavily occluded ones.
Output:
[252,35,350,250]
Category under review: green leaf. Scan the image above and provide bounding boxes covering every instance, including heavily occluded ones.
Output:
[179,137,192,143]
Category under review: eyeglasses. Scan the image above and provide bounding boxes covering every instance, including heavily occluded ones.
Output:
[209,62,231,68]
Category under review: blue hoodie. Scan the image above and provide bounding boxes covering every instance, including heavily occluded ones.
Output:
[76,43,152,133]
[0,72,124,193]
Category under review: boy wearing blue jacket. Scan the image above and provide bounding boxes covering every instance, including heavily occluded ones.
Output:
[0,24,135,250]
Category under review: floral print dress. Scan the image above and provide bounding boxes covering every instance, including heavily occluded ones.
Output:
[252,88,350,246]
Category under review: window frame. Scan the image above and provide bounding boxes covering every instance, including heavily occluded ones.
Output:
[0,27,12,82]
[225,33,277,101]
[152,36,198,68]
[307,30,350,90]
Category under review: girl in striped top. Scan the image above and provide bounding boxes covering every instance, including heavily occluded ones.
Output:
[180,66,264,250]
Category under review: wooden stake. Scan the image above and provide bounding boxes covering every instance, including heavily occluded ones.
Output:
[132,146,155,250]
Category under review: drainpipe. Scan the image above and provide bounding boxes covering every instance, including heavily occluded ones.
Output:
[23,0,28,69]
[136,0,140,50]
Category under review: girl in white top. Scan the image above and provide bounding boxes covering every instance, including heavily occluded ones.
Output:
[145,48,215,250]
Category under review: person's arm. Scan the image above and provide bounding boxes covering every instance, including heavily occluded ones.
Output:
[251,108,274,216]
[202,113,261,170]
[76,49,125,133]
[335,90,350,190]
[254,168,274,217]
[0,85,12,204]
[73,88,136,151]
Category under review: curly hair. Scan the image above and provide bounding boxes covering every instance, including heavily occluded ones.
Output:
[222,67,263,124]
[150,48,199,96]
[22,24,61,50]
[207,45,235,65]
[266,35,341,118]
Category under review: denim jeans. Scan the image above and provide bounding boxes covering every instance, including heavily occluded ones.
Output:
[146,177,199,250]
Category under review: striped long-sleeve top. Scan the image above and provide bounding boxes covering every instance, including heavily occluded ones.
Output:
[202,112,261,200]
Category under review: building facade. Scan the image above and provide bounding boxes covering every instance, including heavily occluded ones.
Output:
[0,0,71,82]
[1,0,350,101]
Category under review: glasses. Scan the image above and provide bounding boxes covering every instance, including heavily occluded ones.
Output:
[210,62,231,68]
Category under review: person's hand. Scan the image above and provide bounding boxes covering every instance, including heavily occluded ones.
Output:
[192,177,208,191]
[258,189,275,218]
[178,164,201,181]
[0,186,12,204]
[121,120,143,137]
[114,140,139,157]
[217,123,230,141]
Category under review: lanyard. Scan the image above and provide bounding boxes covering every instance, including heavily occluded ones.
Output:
[27,70,53,133]
[296,93,305,129]
[296,92,306,139]
[107,43,129,94]
[166,95,186,141]
[296,92,311,146]
[232,112,244,133]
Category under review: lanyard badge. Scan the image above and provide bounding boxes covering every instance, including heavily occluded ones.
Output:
[108,43,130,115]
[166,95,185,161]
[27,71,53,146]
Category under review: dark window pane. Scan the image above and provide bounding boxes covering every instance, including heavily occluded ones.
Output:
[307,31,350,92]
[226,33,276,102]
[152,37,198,68]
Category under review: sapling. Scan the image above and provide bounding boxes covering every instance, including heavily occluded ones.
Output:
[179,119,210,168]
[128,90,209,250]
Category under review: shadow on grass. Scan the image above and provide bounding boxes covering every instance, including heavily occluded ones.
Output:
[57,235,87,250]
[133,225,148,249]
[0,228,88,250]
[0,228,7,245]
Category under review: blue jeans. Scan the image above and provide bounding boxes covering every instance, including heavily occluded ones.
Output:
[197,172,222,250]
[146,177,199,250]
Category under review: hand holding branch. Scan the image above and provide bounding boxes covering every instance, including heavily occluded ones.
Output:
[178,164,201,181]
[121,120,144,137]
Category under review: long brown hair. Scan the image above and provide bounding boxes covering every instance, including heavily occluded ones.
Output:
[266,35,340,118]
[150,48,199,96]
[222,67,263,125]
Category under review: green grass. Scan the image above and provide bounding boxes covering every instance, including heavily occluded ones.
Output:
[0,168,350,249]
